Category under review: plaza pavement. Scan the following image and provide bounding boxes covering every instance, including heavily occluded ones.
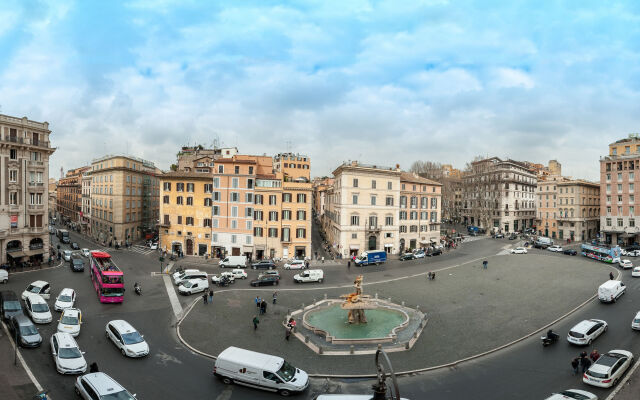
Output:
[179,252,612,375]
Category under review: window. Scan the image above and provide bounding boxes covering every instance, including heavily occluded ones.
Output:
[410,196,417,208]
[176,196,183,205]
[231,220,237,229]
[387,181,392,190]
[213,178,220,188]
[254,210,263,220]
[282,210,292,220]
[296,228,306,238]
[235,166,240,174]
[385,216,393,226]
[204,198,212,206]
[400,196,407,208]
[255,195,263,205]
[297,193,307,203]
[9,170,17,182]
[176,183,184,192]
[249,166,253,174]
[10,149,17,159]
[231,235,237,244]
[230,192,239,202]
[352,233,358,239]
[269,195,277,205]
[246,193,254,203]
[431,198,438,209]
[353,178,358,188]
[631,184,635,192]
[297,210,306,220]
[218,165,224,173]
[631,219,636,227]
[231,206,238,217]
[213,192,221,201]
[204,218,212,227]
[232,178,239,188]
[282,193,292,202]
[372,180,376,189]
[386,196,393,206]
[254,227,263,237]
[399,225,407,233]
[246,207,253,217]
[269,211,278,221]
[371,196,376,206]
[399,211,407,220]
[213,206,220,216]
[186,217,194,226]
[281,227,291,242]
[204,184,212,193]
[187,183,194,192]
[353,195,358,205]
[268,228,278,238]
[212,233,218,242]
[606,218,611,226]
[351,215,359,226]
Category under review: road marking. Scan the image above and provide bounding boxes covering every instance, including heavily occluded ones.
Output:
[163,275,183,318]
[7,260,64,275]
[1,321,48,397]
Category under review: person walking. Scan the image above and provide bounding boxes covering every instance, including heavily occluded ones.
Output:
[288,318,297,333]
[272,291,277,305]
[589,349,600,362]
[285,325,292,341]
[255,296,261,310]
[347,260,351,270]
[482,260,488,270]
[581,356,592,373]
[208,290,214,303]
[260,300,267,315]
[202,293,208,305]
[89,362,99,373]
[571,358,579,375]
[321,256,325,264]
[609,271,614,280]
[253,315,259,330]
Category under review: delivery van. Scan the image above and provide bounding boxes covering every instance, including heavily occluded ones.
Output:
[293,269,324,283]
[219,256,247,268]
[213,346,309,396]
[598,280,626,303]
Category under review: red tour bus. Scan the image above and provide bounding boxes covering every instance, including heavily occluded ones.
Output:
[89,251,124,303]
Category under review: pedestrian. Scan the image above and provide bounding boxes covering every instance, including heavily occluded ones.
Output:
[260,300,267,315]
[255,296,261,309]
[209,290,214,303]
[253,315,259,330]
[581,356,592,373]
[89,362,99,373]
[571,358,579,375]
[288,317,297,332]
[482,260,488,269]
[609,271,614,280]
[202,293,208,305]
[285,325,292,341]
[321,256,325,264]
[590,349,600,362]
[272,291,277,305]
[347,260,351,269]
[305,260,309,269]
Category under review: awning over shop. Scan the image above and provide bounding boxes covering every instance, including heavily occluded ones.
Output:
[254,245,265,250]
[242,246,253,252]
[384,244,393,248]
[349,245,360,250]
[7,251,25,258]
[25,249,44,257]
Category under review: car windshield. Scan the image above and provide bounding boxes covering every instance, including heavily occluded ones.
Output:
[61,315,79,325]
[100,390,136,400]
[58,347,83,359]
[635,318,640,323]
[276,361,297,382]
[559,391,592,400]
[19,325,38,336]
[32,303,49,313]
[58,295,72,302]
[4,300,21,312]
[100,288,124,297]
[101,275,123,285]
[183,281,193,288]
[568,331,584,338]
[121,331,144,345]
[26,285,41,293]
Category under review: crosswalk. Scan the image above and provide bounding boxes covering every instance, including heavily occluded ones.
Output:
[89,246,157,256]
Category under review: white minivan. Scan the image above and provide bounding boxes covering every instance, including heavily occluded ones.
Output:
[294,269,324,283]
[598,280,626,303]
[219,256,247,268]
[173,270,207,286]
[214,346,309,396]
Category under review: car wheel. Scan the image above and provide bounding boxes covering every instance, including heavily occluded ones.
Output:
[270,266,274,270]
[221,377,233,385]
[121,348,127,356]
[588,339,592,345]
[252,266,256,270]
[105,331,110,340]
[279,389,291,397]
[318,278,323,283]
[272,281,277,286]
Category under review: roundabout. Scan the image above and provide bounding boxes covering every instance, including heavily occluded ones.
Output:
[177,251,617,377]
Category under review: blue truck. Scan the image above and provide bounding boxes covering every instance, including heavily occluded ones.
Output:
[354,250,387,266]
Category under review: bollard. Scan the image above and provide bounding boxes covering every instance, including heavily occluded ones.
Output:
[405,342,410,349]
[324,293,327,300]
[350,345,355,354]
[318,346,323,354]
[305,336,310,343]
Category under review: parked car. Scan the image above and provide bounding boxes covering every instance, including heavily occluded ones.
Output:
[80,248,90,258]
[54,288,76,311]
[70,242,80,250]
[628,249,640,257]
[178,279,209,295]
[284,260,306,270]
[400,253,416,261]
[632,267,640,277]
[548,245,563,252]
[1,291,23,322]
[57,308,82,337]
[414,250,425,258]
[69,255,84,272]
[211,273,236,284]
[148,242,158,250]
[250,276,280,287]
[258,271,280,281]
[63,250,72,262]
[173,270,207,286]
[9,314,42,348]
[563,249,578,256]
[567,319,608,346]
[251,260,276,270]
[0,269,7,284]
[508,234,518,240]
[510,247,527,254]
[294,269,324,283]
[21,280,51,300]
[619,259,633,270]
[24,294,52,324]
[544,389,597,400]
[229,269,248,279]
[631,311,640,330]
[583,349,633,388]
[105,320,149,358]
[75,372,137,400]
[50,332,87,374]
[494,233,504,238]
[426,248,442,256]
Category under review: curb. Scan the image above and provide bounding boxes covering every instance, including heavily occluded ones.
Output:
[174,255,617,378]
[7,260,64,275]
[1,321,48,398]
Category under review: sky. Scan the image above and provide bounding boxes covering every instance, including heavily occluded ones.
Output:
[1,0,640,181]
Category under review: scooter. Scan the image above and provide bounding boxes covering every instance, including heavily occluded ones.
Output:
[134,283,142,296]
[541,333,559,346]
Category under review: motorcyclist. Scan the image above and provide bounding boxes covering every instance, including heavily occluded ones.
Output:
[134,282,141,293]
[546,329,558,341]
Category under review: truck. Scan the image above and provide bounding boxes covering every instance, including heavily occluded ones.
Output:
[534,236,553,249]
[56,229,70,244]
[354,250,387,266]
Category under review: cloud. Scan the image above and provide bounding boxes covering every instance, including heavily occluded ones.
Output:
[492,68,535,89]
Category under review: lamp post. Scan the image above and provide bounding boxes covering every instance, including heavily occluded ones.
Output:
[159,256,164,274]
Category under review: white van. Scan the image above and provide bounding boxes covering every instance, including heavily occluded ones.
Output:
[173,270,208,286]
[0,269,7,284]
[219,256,247,268]
[294,269,324,283]
[214,346,309,396]
[598,280,626,303]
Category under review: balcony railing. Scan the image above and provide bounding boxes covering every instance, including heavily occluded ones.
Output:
[366,225,381,232]
[1,136,50,148]
[28,160,45,167]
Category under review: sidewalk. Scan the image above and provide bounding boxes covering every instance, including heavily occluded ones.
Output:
[613,361,640,400]
[0,324,39,400]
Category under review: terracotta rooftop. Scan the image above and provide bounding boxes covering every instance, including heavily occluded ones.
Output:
[160,171,213,179]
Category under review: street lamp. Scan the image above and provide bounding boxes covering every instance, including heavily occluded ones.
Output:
[159,256,164,274]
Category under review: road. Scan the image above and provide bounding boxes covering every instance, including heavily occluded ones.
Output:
[3,231,639,399]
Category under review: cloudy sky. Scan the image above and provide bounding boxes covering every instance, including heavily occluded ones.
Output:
[1,0,639,181]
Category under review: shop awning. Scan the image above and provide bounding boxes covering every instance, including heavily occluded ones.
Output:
[384,244,393,248]
[254,245,265,250]
[242,246,253,252]
[349,245,360,250]
[419,240,430,244]
[7,251,25,258]
[25,249,44,257]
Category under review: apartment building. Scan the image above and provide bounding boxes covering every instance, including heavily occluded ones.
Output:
[48,178,57,220]
[312,177,334,219]
[399,172,442,251]
[557,179,600,241]
[462,157,537,233]
[324,161,401,257]
[81,170,91,234]
[0,114,55,265]
[600,135,640,245]
[90,155,160,245]
[57,166,89,225]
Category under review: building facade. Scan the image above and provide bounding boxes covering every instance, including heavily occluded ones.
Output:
[324,162,402,257]
[600,136,640,245]
[57,166,88,226]
[81,171,92,235]
[90,155,160,245]
[462,157,537,233]
[48,178,57,221]
[399,172,442,251]
[0,114,55,265]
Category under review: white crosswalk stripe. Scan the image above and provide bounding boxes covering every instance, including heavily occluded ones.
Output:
[130,245,156,256]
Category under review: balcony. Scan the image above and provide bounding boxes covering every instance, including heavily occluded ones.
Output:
[27,204,44,211]
[1,136,51,148]
[366,225,381,233]
[28,160,45,168]
[159,221,171,228]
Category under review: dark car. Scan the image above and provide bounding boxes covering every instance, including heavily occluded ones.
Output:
[563,249,577,256]
[426,248,443,257]
[251,260,276,270]
[399,253,416,261]
[8,314,42,348]
[250,276,280,287]
[70,242,80,250]
[494,233,504,239]
[508,234,518,240]
[0,291,23,322]
[69,255,85,272]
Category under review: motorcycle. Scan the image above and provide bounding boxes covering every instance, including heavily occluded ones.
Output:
[541,332,559,347]
[134,283,142,296]
[217,277,231,287]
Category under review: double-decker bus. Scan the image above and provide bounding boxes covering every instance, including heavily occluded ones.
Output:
[89,251,124,303]
[581,244,622,264]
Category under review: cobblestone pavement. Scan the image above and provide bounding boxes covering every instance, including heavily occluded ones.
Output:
[179,252,609,375]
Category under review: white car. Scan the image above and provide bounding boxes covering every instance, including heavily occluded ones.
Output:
[211,273,235,284]
[57,308,82,337]
[628,250,640,257]
[80,248,90,258]
[284,260,306,270]
[632,267,640,277]
[511,247,528,254]
[75,373,137,400]
[583,349,633,388]
[149,242,158,250]
[414,251,426,259]
[567,319,607,346]
[548,245,563,252]
[54,288,76,311]
[544,389,598,400]
[178,279,209,295]
[619,259,633,269]
[50,332,87,374]
[22,280,51,300]
[230,269,247,279]
[106,320,149,358]
[63,250,72,261]
[632,311,640,330]
[24,294,52,324]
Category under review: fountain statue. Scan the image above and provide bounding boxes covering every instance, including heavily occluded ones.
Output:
[340,275,377,324]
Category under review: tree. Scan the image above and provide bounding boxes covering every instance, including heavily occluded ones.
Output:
[170,164,178,171]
